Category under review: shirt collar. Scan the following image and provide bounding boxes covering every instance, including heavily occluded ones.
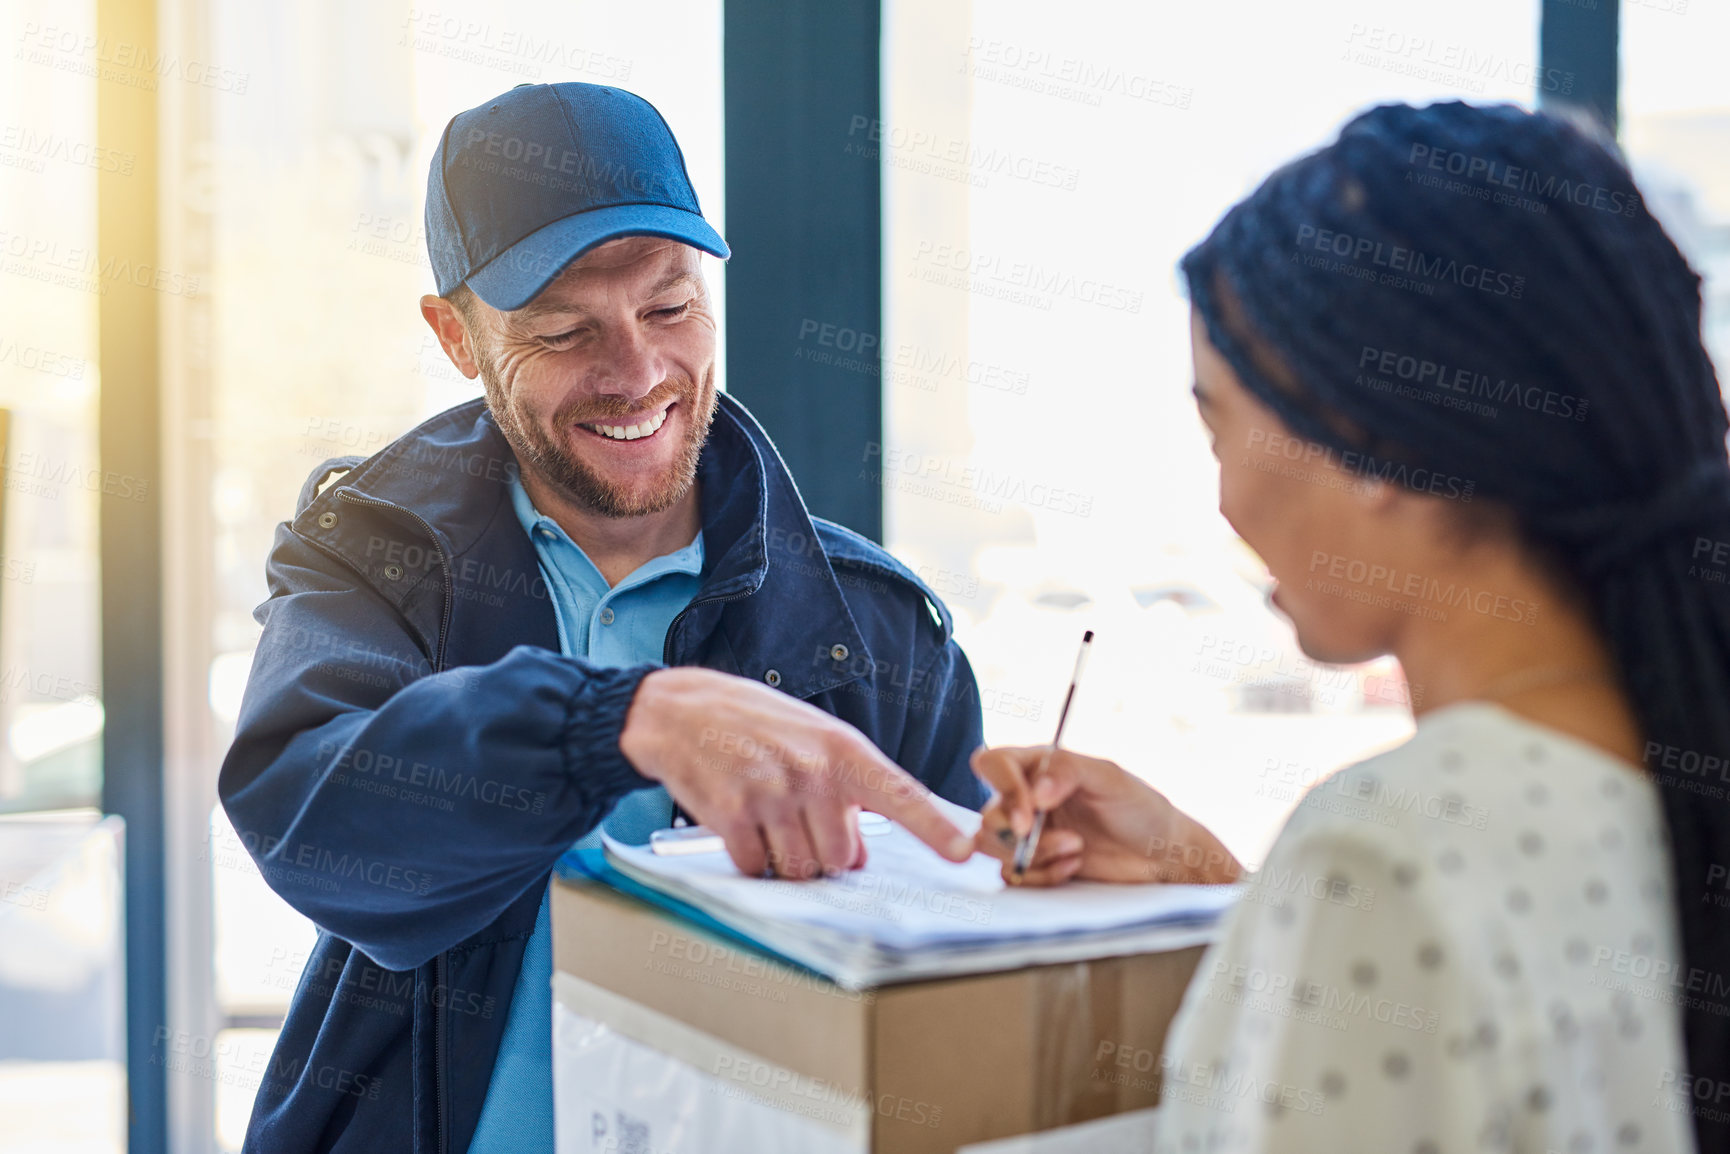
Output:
[507,472,704,592]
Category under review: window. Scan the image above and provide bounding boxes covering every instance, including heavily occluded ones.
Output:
[883,0,1548,868]
[0,0,106,819]
[1621,2,1730,378]
[0,0,119,1148]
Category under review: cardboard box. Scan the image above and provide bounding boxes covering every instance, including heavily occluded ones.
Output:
[551,875,1208,1154]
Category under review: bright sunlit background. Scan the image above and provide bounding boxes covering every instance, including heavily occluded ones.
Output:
[1,0,1725,1150]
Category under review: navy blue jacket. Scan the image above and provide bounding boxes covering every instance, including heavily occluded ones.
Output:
[218,393,987,1154]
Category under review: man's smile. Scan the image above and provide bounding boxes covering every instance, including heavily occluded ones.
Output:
[576,402,675,443]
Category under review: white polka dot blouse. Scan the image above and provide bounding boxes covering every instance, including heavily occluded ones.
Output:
[1152,701,1698,1154]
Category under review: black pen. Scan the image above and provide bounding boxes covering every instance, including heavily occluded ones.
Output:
[1011,629,1093,880]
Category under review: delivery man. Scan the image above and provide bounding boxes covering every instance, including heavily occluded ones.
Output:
[219,81,985,1153]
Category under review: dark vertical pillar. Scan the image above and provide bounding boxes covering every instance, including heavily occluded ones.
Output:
[96,0,166,1147]
[1541,0,1620,134]
[724,0,884,539]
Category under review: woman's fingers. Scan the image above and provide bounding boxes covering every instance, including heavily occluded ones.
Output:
[1002,851,1084,887]
[1032,828,1084,860]
[973,800,1020,862]
[976,809,1083,875]
[970,746,1043,837]
[1027,750,1100,810]
[1015,829,1084,879]
[972,746,1109,818]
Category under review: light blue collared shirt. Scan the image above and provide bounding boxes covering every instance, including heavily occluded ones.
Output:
[466,474,703,1154]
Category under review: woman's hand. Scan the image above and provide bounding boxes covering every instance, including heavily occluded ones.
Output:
[970,746,1243,887]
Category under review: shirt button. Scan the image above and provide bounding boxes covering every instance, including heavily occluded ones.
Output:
[830,644,850,662]
[598,607,615,625]
[764,669,782,687]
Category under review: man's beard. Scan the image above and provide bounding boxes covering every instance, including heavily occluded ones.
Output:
[477,342,716,519]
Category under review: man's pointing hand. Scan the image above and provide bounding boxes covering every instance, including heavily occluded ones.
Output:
[619,667,975,878]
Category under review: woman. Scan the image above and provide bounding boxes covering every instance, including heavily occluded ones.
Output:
[974,101,1729,1153]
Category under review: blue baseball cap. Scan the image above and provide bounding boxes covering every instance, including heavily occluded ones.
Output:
[424,82,729,311]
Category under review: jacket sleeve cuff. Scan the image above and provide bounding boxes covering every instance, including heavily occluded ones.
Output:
[562,663,660,806]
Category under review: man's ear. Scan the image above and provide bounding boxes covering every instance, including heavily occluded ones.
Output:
[420,294,481,379]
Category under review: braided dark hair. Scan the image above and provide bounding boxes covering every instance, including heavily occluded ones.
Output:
[1183,101,1730,1147]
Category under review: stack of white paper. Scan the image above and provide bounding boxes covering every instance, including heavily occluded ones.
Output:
[601,799,1239,989]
